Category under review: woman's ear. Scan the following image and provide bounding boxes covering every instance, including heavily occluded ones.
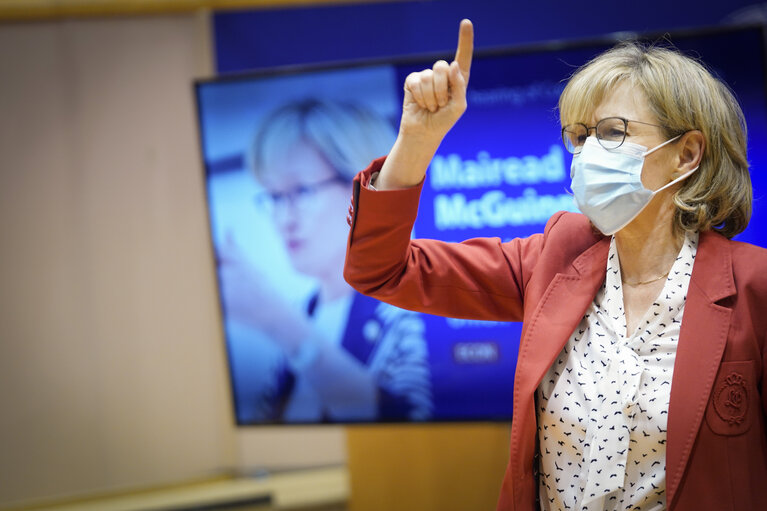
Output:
[675,130,705,177]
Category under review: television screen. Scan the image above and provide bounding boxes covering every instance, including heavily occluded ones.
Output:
[195,25,767,425]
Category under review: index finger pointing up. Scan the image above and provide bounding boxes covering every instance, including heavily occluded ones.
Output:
[454,19,473,81]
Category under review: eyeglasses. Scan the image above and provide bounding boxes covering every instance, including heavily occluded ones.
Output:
[561,117,670,154]
[255,176,346,215]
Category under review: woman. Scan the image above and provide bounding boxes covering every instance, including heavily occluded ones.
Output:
[219,99,432,422]
[343,20,767,510]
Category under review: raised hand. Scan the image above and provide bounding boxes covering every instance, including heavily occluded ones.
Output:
[376,19,474,190]
[400,19,473,142]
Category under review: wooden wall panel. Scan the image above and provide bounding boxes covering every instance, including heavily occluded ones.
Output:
[346,424,510,511]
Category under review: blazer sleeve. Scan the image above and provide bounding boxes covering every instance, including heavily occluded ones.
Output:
[762,329,767,421]
[343,156,547,322]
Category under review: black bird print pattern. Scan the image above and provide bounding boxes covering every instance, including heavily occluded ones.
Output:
[536,233,698,510]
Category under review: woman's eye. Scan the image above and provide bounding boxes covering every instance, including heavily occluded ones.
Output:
[269,193,287,207]
[565,132,585,146]
[602,128,625,140]
[295,185,315,198]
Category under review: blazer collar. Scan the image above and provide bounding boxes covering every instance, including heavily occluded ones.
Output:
[686,230,736,302]
[666,230,735,509]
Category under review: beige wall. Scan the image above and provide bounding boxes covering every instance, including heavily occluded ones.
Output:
[0,13,343,508]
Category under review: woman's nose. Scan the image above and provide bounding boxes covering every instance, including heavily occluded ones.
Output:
[274,205,301,232]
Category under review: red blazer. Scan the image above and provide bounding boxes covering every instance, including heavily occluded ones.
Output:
[344,158,767,510]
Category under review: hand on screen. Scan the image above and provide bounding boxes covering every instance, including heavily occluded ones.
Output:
[400,19,473,143]
[217,233,310,353]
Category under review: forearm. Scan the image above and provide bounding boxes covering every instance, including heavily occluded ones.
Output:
[301,341,378,420]
[375,133,441,190]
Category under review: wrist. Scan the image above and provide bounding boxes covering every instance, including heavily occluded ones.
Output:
[376,135,440,190]
[394,129,443,154]
[287,339,323,372]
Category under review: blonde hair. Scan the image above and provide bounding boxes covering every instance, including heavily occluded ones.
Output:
[559,42,751,238]
[250,99,395,182]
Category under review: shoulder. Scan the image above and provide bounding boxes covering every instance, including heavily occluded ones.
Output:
[727,237,767,261]
[544,210,596,235]
[502,211,606,282]
[541,211,606,253]
[727,237,767,287]
[701,231,767,293]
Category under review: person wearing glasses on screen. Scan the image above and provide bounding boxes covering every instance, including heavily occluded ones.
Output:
[218,99,432,423]
[343,19,766,511]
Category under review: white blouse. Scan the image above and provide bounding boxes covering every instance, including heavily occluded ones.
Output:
[536,232,698,511]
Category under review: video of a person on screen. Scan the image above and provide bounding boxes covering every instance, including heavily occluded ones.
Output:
[217,99,433,423]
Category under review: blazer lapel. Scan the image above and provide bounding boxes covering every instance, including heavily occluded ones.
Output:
[519,236,611,406]
[666,231,735,509]
[509,235,610,497]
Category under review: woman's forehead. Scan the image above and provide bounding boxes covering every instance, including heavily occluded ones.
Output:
[584,82,652,124]
[259,142,335,186]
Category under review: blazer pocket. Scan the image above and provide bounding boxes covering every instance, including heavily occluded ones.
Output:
[705,360,757,436]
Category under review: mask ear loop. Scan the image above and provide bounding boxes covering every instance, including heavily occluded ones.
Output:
[652,165,700,195]
[641,134,682,157]
[643,133,699,194]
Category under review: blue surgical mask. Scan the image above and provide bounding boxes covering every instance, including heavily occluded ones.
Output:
[570,136,697,235]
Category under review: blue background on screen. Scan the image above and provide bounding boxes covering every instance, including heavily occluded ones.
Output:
[199,23,767,423]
